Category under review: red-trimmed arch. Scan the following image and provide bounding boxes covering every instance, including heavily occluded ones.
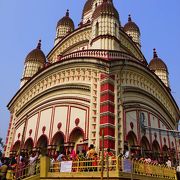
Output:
[11,140,21,152]
[24,138,34,151]
[162,144,169,156]
[36,134,48,148]
[152,140,160,152]
[51,131,65,146]
[140,136,150,150]
[126,131,138,146]
[69,127,85,143]
[162,144,168,151]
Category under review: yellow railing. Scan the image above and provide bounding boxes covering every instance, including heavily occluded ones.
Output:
[6,159,40,180]
[50,156,118,173]
[50,157,177,179]
[133,160,176,179]
[6,156,177,179]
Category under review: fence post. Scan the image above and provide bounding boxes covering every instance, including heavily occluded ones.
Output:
[116,156,120,176]
[40,155,50,178]
[6,170,14,180]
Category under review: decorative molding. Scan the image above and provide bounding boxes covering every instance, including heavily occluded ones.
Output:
[11,67,97,114]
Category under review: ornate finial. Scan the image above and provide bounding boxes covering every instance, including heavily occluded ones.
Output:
[153,48,158,58]
[37,40,41,49]
[128,14,132,22]
[66,9,69,17]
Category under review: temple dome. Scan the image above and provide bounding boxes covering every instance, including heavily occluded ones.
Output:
[92,0,119,20]
[57,10,74,30]
[25,40,46,64]
[149,49,168,72]
[124,15,140,34]
[82,0,93,17]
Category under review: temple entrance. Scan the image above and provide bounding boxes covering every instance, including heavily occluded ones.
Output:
[152,140,160,160]
[140,136,150,156]
[12,140,20,155]
[51,132,64,153]
[36,135,48,149]
[24,138,34,152]
[152,140,160,152]
[162,145,169,161]
[126,131,137,146]
[140,136,150,150]
[69,128,84,152]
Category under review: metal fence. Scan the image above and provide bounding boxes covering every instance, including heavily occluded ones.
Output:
[6,157,177,179]
[50,156,118,173]
[133,160,176,179]
[6,159,40,180]
[50,157,177,179]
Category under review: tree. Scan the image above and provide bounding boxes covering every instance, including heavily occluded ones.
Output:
[0,137,4,158]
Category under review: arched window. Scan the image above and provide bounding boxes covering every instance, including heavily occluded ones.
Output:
[95,22,99,36]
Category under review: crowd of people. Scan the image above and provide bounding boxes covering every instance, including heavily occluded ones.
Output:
[0,151,40,180]
[122,146,178,167]
[0,144,179,179]
[122,147,180,179]
[49,144,116,172]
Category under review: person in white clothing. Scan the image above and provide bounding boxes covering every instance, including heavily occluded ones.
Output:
[166,158,172,168]
[28,152,38,176]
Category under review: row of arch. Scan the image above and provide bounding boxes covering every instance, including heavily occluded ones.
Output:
[126,131,173,153]
[12,127,84,152]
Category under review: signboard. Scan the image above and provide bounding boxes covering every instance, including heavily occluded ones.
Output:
[60,161,73,172]
[123,159,132,173]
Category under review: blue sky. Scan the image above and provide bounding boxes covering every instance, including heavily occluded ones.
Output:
[0,0,180,141]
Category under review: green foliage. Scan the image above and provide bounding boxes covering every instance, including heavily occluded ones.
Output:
[0,137,3,147]
[0,137,4,158]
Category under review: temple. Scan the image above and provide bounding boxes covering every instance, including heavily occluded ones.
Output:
[4,0,180,166]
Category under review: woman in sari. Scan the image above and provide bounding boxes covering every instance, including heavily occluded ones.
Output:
[28,152,38,176]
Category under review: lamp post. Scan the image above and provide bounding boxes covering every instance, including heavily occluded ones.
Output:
[106,153,109,180]
[101,129,104,180]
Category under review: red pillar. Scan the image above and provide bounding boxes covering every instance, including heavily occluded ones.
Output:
[100,74,115,150]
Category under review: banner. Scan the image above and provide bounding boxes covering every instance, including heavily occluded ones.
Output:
[60,161,73,172]
[123,159,132,173]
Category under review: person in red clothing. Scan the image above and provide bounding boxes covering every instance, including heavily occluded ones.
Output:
[16,158,26,179]
[92,153,99,171]
[104,148,114,157]
[104,148,115,170]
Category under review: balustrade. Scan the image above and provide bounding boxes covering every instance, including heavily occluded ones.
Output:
[58,50,139,62]
[6,156,177,179]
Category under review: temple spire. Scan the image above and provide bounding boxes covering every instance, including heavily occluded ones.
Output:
[37,40,41,50]
[66,9,69,17]
[153,48,158,58]
[128,14,132,22]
